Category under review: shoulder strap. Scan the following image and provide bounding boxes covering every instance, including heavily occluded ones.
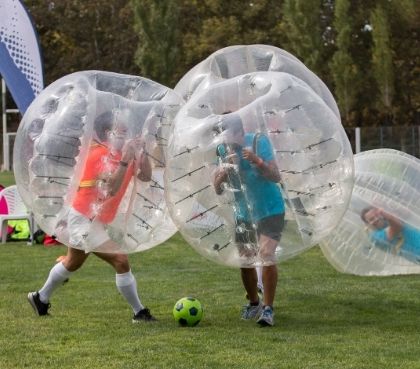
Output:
[252,133,264,155]
[216,143,227,158]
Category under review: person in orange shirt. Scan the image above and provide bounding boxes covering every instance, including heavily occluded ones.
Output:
[28,111,156,323]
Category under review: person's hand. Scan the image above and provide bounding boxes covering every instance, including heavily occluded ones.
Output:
[374,208,390,221]
[214,167,228,181]
[213,167,228,195]
[121,141,135,163]
[242,148,259,164]
[121,137,144,163]
[133,137,146,159]
[138,150,150,169]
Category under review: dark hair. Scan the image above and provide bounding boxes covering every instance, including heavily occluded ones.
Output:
[94,111,113,141]
[360,206,374,223]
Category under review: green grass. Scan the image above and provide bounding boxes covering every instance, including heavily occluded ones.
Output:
[1,234,419,369]
[0,171,15,187]
[1,171,419,368]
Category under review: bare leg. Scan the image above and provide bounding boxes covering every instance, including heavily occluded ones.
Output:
[94,251,130,273]
[262,265,277,307]
[62,246,89,271]
[240,268,259,304]
[258,234,279,307]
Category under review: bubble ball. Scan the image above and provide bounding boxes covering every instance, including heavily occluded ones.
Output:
[13,71,183,253]
[165,69,354,268]
[173,297,203,327]
[174,44,340,119]
[320,149,420,275]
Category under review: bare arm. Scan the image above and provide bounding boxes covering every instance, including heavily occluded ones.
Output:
[136,151,152,182]
[107,144,136,196]
[379,209,403,240]
[213,168,228,195]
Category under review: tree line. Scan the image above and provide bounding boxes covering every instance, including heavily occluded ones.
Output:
[23,0,419,128]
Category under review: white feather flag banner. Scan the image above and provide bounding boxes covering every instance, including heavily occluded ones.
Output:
[0,0,44,113]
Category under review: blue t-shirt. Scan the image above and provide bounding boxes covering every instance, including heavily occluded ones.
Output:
[372,224,420,258]
[217,133,284,222]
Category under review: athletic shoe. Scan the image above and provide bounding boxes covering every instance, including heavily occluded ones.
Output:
[132,308,157,323]
[27,291,51,316]
[241,300,263,320]
[257,305,274,327]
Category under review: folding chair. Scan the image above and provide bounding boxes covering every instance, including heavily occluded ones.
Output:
[0,185,35,244]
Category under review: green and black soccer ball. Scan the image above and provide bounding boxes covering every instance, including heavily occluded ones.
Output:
[173,297,203,327]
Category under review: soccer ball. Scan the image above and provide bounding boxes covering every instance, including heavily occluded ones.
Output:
[173,297,203,327]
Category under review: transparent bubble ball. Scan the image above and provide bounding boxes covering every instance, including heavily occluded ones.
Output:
[320,149,420,275]
[165,67,353,268]
[14,71,183,253]
[175,44,340,118]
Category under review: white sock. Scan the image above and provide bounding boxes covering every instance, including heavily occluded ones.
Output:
[257,266,264,292]
[116,270,143,314]
[39,262,72,303]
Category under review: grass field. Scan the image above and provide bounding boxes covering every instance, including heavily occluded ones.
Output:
[0,171,15,187]
[1,234,419,369]
[1,171,419,368]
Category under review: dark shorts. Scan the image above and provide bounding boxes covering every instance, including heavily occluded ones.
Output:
[235,213,285,243]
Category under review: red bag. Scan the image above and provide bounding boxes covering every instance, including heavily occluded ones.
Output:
[43,234,61,247]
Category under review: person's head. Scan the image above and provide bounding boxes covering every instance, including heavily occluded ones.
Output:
[108,124,128,151]
[361,207,387,230]
[213,113,244,146]
[94,111,128,151]
[94,111,113,142]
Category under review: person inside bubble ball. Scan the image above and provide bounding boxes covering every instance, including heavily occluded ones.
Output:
[213,113,285,327]
[361,206,420,261]
[27,111,157,322]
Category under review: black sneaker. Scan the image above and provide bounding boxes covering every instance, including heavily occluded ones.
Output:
[27,292,51,316]
[132,308,157,323]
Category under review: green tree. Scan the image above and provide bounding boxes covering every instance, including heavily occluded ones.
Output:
[131,0,181,87]
[24,0,138,85]
[329,0,362,124]
[18,0,419,128]
[180,0,286,76]
[386,0,419,126]
[370,4,394,121]
[280,0,325,75]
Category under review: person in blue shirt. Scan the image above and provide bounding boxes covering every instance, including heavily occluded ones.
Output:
[213,113,285,326]
[361,206,420,262]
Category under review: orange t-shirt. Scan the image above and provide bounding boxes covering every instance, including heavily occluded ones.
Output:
[97,163,134,224]
[72,142,134,224]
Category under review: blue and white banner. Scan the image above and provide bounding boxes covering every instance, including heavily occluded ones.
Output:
[0,0,44,113]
